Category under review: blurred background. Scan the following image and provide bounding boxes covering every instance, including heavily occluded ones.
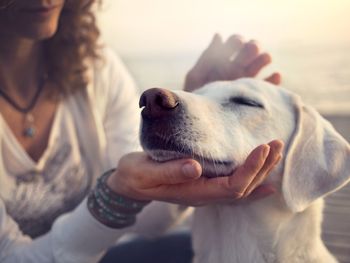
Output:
[98,0,350,115]
[97,0,350,261]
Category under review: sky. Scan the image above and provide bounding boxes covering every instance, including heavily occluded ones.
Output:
[98,0,350,56]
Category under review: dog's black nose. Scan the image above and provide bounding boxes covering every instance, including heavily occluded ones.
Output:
[139,88,179,119]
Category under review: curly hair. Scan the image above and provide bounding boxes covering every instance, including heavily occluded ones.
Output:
[44,0,102,99]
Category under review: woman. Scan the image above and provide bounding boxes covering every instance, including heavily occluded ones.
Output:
[0,0,283,262]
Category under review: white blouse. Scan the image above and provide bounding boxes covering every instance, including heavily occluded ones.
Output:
[0,48,177,263]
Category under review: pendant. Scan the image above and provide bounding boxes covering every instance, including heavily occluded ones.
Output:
[23,126,36,137]
[23,113,36,138]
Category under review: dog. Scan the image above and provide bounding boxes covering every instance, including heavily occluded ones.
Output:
[139,78,350,263]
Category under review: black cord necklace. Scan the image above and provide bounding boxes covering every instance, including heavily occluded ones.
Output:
[0,75,47,138]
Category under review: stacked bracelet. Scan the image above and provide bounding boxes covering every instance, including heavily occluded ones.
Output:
[88,169,150,228]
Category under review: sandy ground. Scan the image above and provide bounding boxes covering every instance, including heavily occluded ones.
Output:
[321,113,350,263]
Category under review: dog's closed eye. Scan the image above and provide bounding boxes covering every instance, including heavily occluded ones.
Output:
[229,96,264,109]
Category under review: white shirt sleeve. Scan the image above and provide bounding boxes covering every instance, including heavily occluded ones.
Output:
[0,197,135,263]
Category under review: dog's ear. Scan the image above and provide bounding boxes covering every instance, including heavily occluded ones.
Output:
[282,96,350,212]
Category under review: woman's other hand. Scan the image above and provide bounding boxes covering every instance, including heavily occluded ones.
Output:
[184,34,281,92]
[107,140,283,206]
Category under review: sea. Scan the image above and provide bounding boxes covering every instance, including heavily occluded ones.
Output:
[116,44,350,115]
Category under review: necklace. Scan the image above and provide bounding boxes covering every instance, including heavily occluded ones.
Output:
[0,75,47,138]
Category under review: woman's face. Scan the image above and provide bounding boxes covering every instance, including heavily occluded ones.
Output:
[0,0,65,40]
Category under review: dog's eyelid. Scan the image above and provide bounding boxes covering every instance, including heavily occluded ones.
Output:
[229,96,264,108]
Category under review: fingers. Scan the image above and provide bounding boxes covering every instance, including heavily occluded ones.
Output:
[197,140,283,204]
[162,144,272,205]
[184,34,280,92]
[208,33,223,50]
[228,40,272,81]
[118,152,202,188]
[223,34,244,59]
[208,34,244,60]
[242,140,284,196]
[201,33,223,63]
[184,34,223,92]
[245,53,271,77]
[112,139,283,206]
[231,40,260,68]
[245,54,282,85]
[225,143,271,197]
[228,40,282,84]
[265,72,281,85]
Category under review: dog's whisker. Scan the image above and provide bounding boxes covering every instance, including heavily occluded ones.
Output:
[212,154,220,178]
[210,152,220,178]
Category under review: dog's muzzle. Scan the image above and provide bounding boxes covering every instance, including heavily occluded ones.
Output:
[139,88,235,178]
[139,88,186,152]
[139,87,206,161]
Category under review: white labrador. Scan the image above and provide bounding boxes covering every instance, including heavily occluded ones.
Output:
[139,79,350,263]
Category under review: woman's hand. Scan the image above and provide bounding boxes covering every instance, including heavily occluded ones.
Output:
[107,140,283,207]
[184,34,281,92]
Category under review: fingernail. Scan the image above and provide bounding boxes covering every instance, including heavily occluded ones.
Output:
[274,154,282,165]
[182,162,201,178]
[261,53,272,63]
[262,145,270,159]
[272,139,284,151]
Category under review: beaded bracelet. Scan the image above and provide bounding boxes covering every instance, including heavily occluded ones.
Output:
[88,169,150,228]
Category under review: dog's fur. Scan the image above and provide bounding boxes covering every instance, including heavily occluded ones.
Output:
[140,79,350,263]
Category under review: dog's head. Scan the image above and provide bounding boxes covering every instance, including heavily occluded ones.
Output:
[139,79,350,212]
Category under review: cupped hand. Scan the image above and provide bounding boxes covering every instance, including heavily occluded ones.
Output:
[184,34,281,92]
[107,140,284,207]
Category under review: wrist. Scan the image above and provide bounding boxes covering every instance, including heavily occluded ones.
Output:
[106,168,151,202]
[88,169,150,229]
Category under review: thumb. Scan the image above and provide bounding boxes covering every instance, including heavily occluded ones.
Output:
[144,158,202,186]
[119,152,202,187]
[264,72,281,85]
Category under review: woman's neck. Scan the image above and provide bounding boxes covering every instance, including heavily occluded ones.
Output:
[0,34,43,98]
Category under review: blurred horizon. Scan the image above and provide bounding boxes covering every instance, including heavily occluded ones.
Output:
[97,0,350,114]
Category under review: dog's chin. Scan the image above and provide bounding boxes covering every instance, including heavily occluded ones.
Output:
[146,149,236,178]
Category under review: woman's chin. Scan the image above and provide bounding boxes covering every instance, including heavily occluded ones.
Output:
[19,23,59,41]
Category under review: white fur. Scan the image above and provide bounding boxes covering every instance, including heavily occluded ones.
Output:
[142,79,350,263]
